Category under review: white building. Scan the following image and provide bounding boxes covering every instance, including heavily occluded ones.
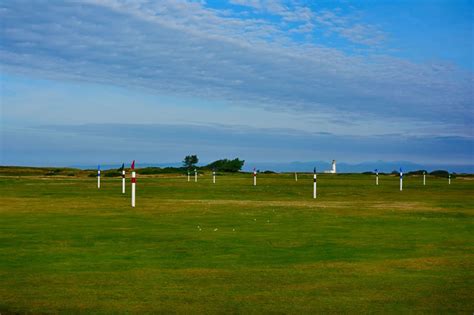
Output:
[324,160,337,174]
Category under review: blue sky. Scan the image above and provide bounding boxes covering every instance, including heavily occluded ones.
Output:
[1,0,473,169]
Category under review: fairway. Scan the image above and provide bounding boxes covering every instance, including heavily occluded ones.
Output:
[1,173,473,313]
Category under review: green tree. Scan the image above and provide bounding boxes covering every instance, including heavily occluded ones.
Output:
[183,155,199,169]
[206,158,245,172]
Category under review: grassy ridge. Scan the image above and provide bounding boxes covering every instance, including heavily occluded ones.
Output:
[0,173,473,313]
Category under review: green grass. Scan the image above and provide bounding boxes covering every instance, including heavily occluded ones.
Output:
[0,172,473,313]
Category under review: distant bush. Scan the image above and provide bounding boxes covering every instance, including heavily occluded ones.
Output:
[104,171,120,177]
[262,170,276,174]
[45,169,62,176]
[430,170,449,177]
[205,158,245,172]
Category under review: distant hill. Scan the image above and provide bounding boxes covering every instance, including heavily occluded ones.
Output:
[241,161,474,174]
[3,160,473,174]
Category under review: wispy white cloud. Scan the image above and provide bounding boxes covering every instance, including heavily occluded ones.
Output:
[0,0,472,138]
[229,0,386,46]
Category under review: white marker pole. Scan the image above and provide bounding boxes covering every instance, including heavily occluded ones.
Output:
[423,171,426,186]
[131,171,136,207]
[253,168,257,186]
[122,169,126,194]
[97,166,101,189]
[313,168,317,199]
[399,169,403,191]
[194,169,197,182]
[448,173,451,185]
[213,170,216,184]
[375,169,379,186]
[295,172,298,182]
[187,171,190,182]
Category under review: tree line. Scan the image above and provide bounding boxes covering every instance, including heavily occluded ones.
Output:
[182,155,244,172]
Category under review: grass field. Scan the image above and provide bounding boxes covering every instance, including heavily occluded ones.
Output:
[0,171,473,313]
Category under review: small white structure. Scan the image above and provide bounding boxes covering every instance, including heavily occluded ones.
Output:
[324,160,337,174]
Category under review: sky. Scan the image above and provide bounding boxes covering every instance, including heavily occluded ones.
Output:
[0,0,473,170]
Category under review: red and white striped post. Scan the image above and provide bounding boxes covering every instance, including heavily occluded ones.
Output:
[131,160,136,207]
[253,168,257,186]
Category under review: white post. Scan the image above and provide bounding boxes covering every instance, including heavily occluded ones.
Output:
[400,169,403,191]
[295,172,298,181]
[187,171,190,182]
[213,170,216,184]
[375,169,379,186]
[122,170,126,194]
[423,172,426,186]
[313,168,317,199]
[131,171,136,207]
[194,169,197,182]
[448,173,451,185]
[253,168,257,186]
[97,167,101,189]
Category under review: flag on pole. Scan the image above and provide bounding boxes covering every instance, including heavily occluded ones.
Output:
[97,164,101,189]
[131,160,136,207]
